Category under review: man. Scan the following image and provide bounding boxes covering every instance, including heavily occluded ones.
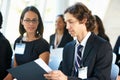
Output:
[44,2,112,80]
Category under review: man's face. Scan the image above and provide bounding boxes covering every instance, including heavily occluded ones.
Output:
[64,12,84,37]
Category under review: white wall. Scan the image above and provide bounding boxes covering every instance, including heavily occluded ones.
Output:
[103,0,120,48]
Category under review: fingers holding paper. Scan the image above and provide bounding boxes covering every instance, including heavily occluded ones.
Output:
[44,70,68,80]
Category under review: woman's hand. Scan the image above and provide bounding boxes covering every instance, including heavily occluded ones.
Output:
[3,73,13,80]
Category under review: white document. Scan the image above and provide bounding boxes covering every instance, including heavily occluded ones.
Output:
[49,48,63,70]
[34,58,52,72]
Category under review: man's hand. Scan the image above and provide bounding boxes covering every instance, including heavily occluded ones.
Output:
[44,70,68,80]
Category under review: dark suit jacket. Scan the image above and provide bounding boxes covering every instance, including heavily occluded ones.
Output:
[113,36,120,74]
[50,33,73,48]
[0,32,13,79]
[59,33,112,80]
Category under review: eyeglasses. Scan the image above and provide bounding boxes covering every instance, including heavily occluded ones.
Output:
[23,19,39,24]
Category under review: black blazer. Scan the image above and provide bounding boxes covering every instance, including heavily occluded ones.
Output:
[0,32,13,79]
[59,33,112,80]
[113,36,120,74]
[50,33,73,48]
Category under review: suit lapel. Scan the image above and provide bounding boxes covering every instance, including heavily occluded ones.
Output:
[51,34,55,48]
[58,34,65,47]
[70,40,76,63]
[67,40,76,70]
[82,33,95,63]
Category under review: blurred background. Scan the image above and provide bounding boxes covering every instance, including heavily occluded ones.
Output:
[0,0,120,48]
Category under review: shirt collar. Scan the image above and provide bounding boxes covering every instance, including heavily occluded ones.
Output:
[76,32,91,47]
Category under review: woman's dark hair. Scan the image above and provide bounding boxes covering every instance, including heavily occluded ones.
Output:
[0,12,3,29]
[19,6,44,37]
[94,15,109,42]
[57,14,68,34]
[64,2,95,31]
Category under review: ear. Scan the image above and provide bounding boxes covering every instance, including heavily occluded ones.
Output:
[82,18,87,24]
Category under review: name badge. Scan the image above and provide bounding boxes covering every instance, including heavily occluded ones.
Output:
[78,66,87,79]
[14,43,26,54]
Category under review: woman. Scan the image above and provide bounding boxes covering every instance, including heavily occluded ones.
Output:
[50,14,73,49]
[93,15,110,41]
[4,6,50,80]
[13,6,50,66]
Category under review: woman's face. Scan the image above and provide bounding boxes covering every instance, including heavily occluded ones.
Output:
[55,16,65,30]
[21,11,39,34]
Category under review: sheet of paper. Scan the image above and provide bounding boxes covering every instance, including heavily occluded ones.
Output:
[34,58,52,72]
[49,48,63,70]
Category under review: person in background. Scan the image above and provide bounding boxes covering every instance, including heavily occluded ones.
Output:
[93,15,110,42]
[49,14,73,70]
[114,36,120,78]
[93,15,119,80]
[4,6,50,80]
[0,11,13,80]
[44,2,112,80]
[49,14,73,49]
